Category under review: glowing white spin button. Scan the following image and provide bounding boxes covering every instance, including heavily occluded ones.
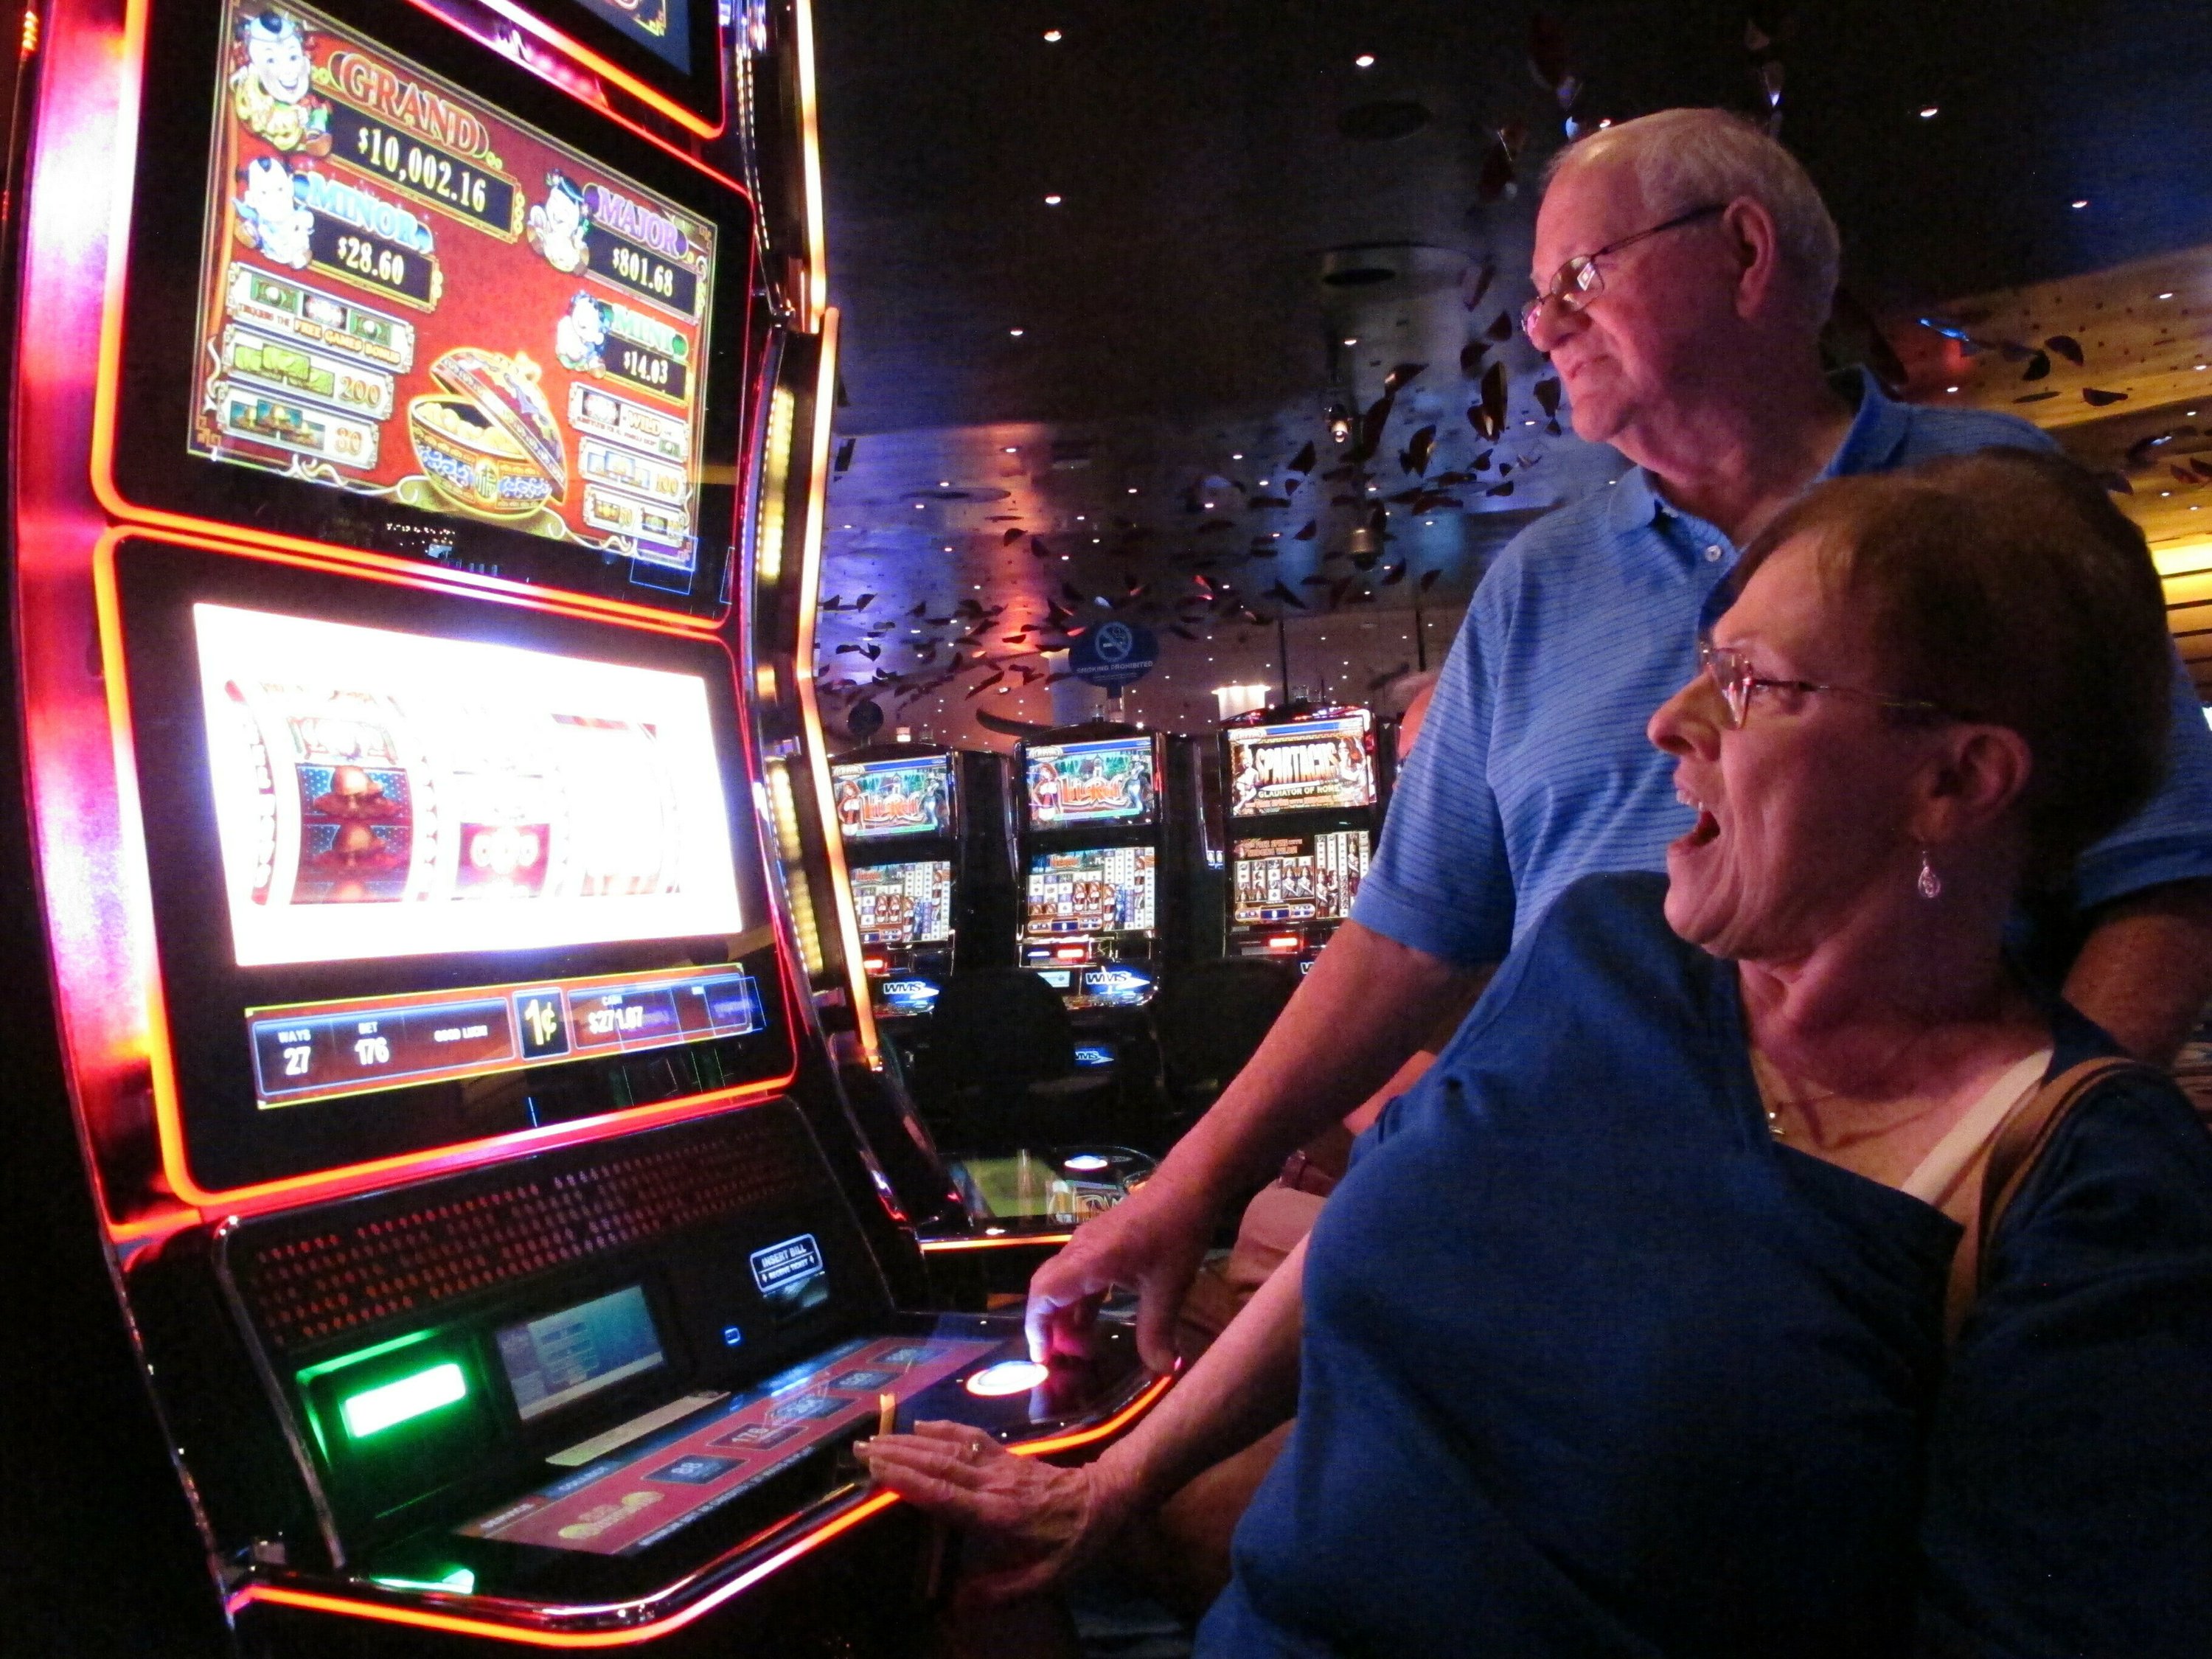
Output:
[964,1360,1048,1398]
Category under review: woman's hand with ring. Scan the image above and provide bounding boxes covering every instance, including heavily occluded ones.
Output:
[854,1420,1137,1602]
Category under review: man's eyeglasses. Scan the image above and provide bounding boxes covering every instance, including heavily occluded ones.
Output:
[1520,204,1728,337]
[1697,638,1946,730]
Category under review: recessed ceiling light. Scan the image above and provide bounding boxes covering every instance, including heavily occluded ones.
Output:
[1919,105,1939,119]
[1042,28,1062,41]
[1004,445,1018,453]
[1231,452,1243,459]
[939,479,950,487]
[1044,194,1062,206]
[1009,327,1026,337]
[1343,336,1358,346]
[2070,198,2089,209]
[1354,52,1375,68]
[1946,385,1959,393]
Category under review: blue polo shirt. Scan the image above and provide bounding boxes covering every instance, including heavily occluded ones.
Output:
[1354,370,2212,966]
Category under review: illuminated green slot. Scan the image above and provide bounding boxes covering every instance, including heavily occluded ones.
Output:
[338,1361,469,1440]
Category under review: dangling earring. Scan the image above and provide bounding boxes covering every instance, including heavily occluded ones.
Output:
[1917,848,1942,900]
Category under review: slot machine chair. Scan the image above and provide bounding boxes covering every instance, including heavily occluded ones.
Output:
[1151,956,1301,1135]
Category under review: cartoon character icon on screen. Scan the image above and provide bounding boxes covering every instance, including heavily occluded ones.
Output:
[230,10,330,155]
[234,156,313,271]
[528,173,591,274]
[308,765,402,821]
[555,291,608,372]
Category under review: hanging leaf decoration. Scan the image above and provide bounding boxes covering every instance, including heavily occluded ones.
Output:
[1464,258,1497,313]
[854,593,876,610]
[2021,351,2051,381]
[1419,568,1442,591]
[1485,311,1514,343]
[1288,440,1317,475]
[1293,520,1318,540]
[1380,562,1408,585]
[2044,334,2084,366]
[1402,425,1436,476]
[1534,378,1562,417]
[1268,580,1307,610]
[1461,340,1489,378]
[2081,387,2129,407]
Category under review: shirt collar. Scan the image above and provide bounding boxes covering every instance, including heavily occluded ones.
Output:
[1601,366,1898,535]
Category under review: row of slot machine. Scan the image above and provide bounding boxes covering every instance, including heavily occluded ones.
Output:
[830,707,1394,1028]
[0,0,1163,1653]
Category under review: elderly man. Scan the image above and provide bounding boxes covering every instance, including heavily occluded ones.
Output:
[1032,107,2212,1369]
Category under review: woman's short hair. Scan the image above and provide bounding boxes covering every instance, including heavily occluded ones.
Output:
[1733,447,2172,883]
[1546,108,1840,336]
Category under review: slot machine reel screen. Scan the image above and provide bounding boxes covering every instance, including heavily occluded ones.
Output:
[1024,846,1158,942]
[847,862,953,947]
[116,540,795,1194]
[1226,713,1376,817]
[1232,832,1371,926]
[108,0,752,617]
[830,757,953,843]
[1024,737,1159,828]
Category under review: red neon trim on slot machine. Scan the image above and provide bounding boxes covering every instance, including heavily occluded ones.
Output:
[918,1230,1077,1253]
[427,0,724,141]
[395,0,755,198]
[792,0,827,326]
[229,1490,905,1646]
[787,311,881,1067]
[86,525,802,1221]
[223,1372,1173,1642]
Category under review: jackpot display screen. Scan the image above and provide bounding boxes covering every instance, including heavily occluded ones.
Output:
[194,603,742,968]
[1025,847,1157,939]
[189,0,717,578]
[1232,830,1371,925]
[830,756,952,842]
[848,862,953,947]
[1024,737,1158,827]
[1227,713,1375,818]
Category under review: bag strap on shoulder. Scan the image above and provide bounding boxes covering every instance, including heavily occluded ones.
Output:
[1944,1055,2164,1340]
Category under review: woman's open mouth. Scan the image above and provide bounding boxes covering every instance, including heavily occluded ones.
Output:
[1675,785,1721,850]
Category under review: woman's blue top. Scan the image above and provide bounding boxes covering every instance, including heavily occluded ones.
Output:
[1198,872,2212,1658]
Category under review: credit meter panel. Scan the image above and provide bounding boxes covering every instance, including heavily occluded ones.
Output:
[1222,709,1389,973]
[106,0,753,619]
[1018,731,1166,1010]
[114,539,796,1195]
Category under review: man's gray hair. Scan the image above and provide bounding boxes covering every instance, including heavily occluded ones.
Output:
[1544,108,1840,335]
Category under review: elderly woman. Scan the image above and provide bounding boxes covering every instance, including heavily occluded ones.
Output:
[862,448,2212,1657]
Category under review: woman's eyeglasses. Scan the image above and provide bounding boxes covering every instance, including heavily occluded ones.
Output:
[1697,638,1946,729]
[1520,204,1728,336]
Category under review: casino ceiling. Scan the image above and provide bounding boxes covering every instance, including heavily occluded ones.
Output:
[808,0,2212,747]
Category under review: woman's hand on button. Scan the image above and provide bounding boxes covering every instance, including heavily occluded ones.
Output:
[854,1420,1135,1602]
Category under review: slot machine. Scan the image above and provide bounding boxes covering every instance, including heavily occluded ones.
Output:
[828,742,1018,1029]
[0,0,1163,1650]
[1222,706,1391,973]
[1018,723,1170,1020]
